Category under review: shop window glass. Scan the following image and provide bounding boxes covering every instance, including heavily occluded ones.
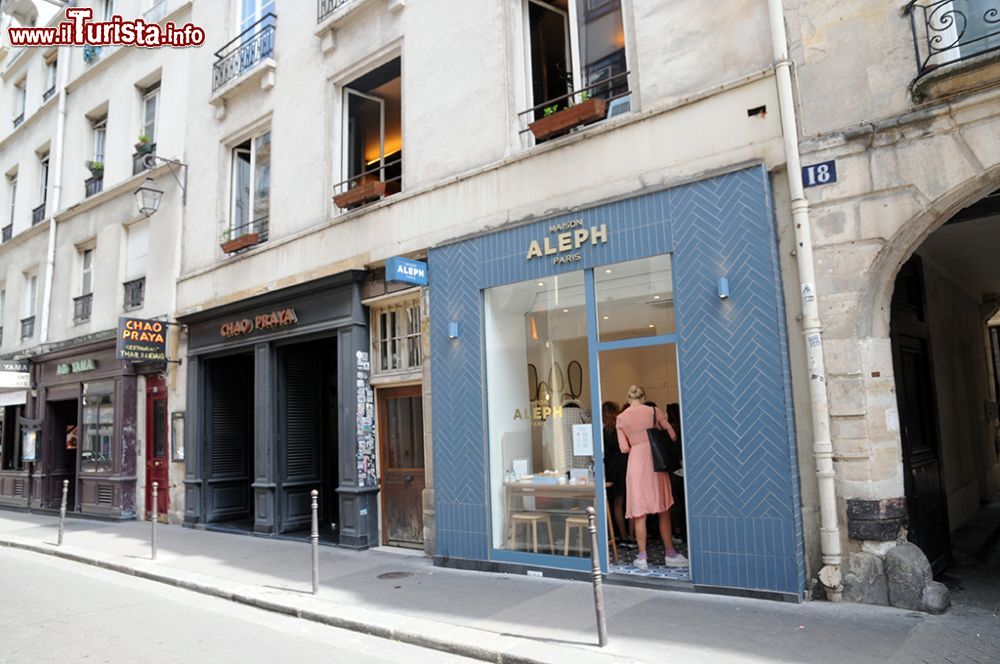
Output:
[484,271,597,556]
[0,405,24,471]
[594,255,674,341]
[81,381,114,473]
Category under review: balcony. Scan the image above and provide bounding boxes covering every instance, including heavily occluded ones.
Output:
[220,216,269,254]
[42,86,56,102]
[132,145,156,176]
[2,224,11,243]
[318,0,352,22]
[20,316,34,341]
[906,1,1000,98]
[212,14,276,93]
[332,156,402,211]
[12,113,24,129]
[73,293,93,324]
[85,176,103,197]
[518,72,631,144]
[31,203,45,225]
[123,277,145,311]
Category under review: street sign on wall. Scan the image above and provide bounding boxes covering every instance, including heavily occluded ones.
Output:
[0,360,30,389]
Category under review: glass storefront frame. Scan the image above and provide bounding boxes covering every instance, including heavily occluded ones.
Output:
[484,261,682,574]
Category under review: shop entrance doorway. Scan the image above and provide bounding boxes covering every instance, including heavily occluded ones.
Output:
[598,343,688,583]
[145,376,169,519]
[378,385,425,548]
[46,399,78,511]
[204,353,254,526]
[276,339,339,538]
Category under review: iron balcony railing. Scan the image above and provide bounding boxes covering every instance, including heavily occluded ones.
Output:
[133,145,156,175]
[73,293,93,323]
[517,70,631,133]
[212,14,276,92]
[42,86,56,102]
[332,155,403,207]
[85,175,103,197]
[0,326,3,346]
[12,113,24,129]
[220,215,269,251]
[906,1,1000,80]
[1,224,11,242]
[145,0,167,23]
[318,0,352,22]
[31,203,45,225]
[20,316,34,341]
[123,277,146,311]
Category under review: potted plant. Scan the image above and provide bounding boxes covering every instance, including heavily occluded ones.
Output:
[134,134,154,155]
[528,90,608,142]
[333,178,387,210]
[85,160,104,179]
[220,228,260,254]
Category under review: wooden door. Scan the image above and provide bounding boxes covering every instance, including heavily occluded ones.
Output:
[378,385,425,548]
[145,376,169,519]
[890,256,951,571]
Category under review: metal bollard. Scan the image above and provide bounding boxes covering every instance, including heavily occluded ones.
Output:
[310,489,319,595]
[586,506,608,647]
[57,480,69,546]
[151,482,158,560]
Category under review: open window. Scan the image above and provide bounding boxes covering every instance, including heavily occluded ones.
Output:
[334,58,402,210]
[522,0,629,142]
[222,129,270,253]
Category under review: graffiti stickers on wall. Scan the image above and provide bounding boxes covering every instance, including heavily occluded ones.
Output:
[355,350,377,487]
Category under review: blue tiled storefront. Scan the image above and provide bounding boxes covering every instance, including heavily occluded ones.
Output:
[428,165,807,599]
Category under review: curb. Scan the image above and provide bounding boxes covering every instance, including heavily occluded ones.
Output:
[0,537,630,664]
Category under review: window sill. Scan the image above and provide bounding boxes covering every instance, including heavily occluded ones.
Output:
[209,57,276,120]
[911,49,1000,102]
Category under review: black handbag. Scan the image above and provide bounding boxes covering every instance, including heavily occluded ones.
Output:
[647,407,681,473]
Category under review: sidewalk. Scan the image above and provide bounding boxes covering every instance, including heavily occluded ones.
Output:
[0,511,996,664]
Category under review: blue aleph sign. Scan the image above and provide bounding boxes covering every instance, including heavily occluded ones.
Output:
[386,256,428,286]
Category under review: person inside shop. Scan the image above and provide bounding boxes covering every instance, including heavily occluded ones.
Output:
[602,401,630,542]
[666,402,686,544]
[616,385,688,569]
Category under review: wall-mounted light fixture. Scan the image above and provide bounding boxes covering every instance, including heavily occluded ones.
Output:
[448,322,460,339]
[717,277,730,300]
[134,154,188,217]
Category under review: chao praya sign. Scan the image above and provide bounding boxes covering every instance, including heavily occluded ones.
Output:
[526,219,608,265]
[117,317,168,362]
[220,308,299,339]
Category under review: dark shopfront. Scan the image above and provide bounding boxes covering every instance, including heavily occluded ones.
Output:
[25,339,138,518]
[429,165,808,599]
[180,271,379,546]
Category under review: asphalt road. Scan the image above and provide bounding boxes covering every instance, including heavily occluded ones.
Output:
[0,547,476,664]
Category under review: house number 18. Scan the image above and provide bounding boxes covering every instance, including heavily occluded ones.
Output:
[802,160,838,188]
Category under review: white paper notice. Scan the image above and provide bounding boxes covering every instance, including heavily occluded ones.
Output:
[572,424,594,456]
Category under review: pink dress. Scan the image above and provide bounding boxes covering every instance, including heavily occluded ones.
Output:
[616,404,675,519]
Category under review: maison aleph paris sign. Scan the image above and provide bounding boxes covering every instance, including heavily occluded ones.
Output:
[526,219,608,264]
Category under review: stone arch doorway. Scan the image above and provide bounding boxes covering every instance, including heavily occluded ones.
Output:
[859,174,1000,573]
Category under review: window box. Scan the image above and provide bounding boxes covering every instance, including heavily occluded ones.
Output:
[333,181,386,210]
[528,98,608,142]
[220,231,261,254]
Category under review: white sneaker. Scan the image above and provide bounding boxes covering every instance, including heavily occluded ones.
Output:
[633,555,648,570]
[664,551,688,568]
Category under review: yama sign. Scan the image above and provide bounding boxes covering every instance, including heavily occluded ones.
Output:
[0,360,30,389]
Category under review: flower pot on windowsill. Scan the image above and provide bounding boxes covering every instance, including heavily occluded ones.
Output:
[220,232,260,254]
[333,180,387,210]
[528,98,608,141]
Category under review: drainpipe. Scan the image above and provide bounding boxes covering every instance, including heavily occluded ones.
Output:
[38,44,69,344]
[766,0,843,600]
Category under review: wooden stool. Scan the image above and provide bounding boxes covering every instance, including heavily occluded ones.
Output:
[564,515,590,556]
[511,513,554,554]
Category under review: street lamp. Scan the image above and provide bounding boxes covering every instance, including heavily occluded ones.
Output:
[134,178,164,218]
[133,154,188,217]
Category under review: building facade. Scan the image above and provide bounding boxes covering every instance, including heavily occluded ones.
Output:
[0,0,189,521]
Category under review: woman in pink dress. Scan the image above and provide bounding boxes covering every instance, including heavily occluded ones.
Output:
[616,385,688,569]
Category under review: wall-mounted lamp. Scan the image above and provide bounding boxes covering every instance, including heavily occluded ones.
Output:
[134,154,188,217]
[717,277,730,300]
[447,322,460,339]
